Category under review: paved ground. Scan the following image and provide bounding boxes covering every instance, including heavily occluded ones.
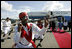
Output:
[1,28,71,48]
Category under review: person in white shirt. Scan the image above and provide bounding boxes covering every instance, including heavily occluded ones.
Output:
[1,21,3,33]
[2,17,12,42]
[63,20,68,31]
[33,19,46,47]
[12,12,48,48]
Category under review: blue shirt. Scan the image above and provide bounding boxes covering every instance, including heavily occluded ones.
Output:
[58,22,63,28]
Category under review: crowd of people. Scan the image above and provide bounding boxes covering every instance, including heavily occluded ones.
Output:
[48,19,71,32]
[1,12,71,48]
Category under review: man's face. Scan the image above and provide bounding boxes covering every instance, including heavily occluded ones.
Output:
[6,18,9,22]
[20,16,29,25]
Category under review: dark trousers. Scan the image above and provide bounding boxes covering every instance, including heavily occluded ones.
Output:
[69,26,71,31]
[64,26,67,30]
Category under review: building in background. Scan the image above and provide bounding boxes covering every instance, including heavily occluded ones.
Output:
[28,11,71,22]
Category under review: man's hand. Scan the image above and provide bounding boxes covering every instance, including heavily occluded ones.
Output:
[12,43,17,48]
[18,23,22,32]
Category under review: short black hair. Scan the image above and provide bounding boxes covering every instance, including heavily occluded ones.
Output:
[6,17,9,20]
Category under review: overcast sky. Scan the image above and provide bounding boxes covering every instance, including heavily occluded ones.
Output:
[1,1,71,19]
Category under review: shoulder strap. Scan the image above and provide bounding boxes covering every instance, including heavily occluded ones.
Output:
[20,24,36,48]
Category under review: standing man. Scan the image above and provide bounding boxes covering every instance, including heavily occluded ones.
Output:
[1,20,3,33]
[58,21,63,32]
[55,18,59,32]
[12,12,48,48]
[63,20,68,31]
[2,17,12,42]
[68,21,71,31]
[52,21,55,31]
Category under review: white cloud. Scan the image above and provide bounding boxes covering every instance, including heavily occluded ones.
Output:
[1,1,71,19]
[1,1,18,19]
[1,1,14,12]
[16,6,31,14]
[42,1,71,11]
[1,1,31,19]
